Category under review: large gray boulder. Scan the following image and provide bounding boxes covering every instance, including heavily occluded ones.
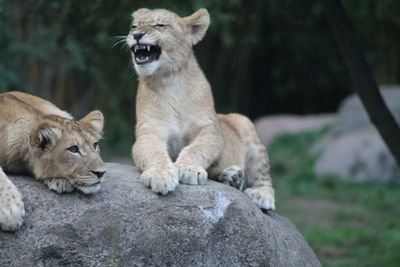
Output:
[314,87,400,181]
[0,163,321,267]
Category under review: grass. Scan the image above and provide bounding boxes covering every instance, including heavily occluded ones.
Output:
[268,129,400,267]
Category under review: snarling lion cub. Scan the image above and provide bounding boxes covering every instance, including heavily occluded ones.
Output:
[127,8,275,210]
[0,91,106,231]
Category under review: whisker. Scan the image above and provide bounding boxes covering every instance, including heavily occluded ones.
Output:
[119,42,130,52]
[112,39,128,49]
[109,35,127,41]
[109,35,128,49]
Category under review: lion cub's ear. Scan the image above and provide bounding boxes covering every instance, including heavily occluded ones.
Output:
[183,8,210,46]
[80,110,104,138]
[30,123,62,150]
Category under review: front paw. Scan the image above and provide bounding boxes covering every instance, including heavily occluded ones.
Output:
[0,184,25,231]
[140,167,179,195]
[175,163,208,185]
[44,178,75,194]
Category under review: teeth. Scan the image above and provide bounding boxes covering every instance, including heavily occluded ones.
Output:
[133,44,153,53]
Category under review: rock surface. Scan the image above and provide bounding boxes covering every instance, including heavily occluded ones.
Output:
[314,87,400,181]
[0,163,321,267]
[255,114,337,144]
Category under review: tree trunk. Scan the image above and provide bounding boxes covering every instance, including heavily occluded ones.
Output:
[324,0,400,167]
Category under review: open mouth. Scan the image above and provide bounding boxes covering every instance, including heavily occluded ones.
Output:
[131,44,161,65]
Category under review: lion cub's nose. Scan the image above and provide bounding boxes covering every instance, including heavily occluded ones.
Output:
[91,171,106,178]
[133,32,144,42]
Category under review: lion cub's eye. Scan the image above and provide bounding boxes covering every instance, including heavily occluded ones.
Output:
[154,23,168,28]
[131,25,137,29]
[93,142,98,150]
[67,145,80,154]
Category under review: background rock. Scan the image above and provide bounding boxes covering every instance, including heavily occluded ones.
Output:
[0,163,321,267]
[255,114,337,144]
[314,86,400,181]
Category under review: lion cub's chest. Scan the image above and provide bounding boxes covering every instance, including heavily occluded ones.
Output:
[145,81,209,161]
[166,118,191,162]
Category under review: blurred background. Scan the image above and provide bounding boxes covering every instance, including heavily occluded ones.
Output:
[1,0,399,265]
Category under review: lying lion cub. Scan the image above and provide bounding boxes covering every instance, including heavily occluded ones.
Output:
[127,8,275,210]
[0,91,106,231]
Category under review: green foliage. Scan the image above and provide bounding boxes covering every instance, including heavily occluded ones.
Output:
[269,130,400,267]
[269,128,326,185]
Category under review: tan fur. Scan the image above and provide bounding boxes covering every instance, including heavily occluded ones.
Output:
[0,91,106,231]
[128,8,275,210]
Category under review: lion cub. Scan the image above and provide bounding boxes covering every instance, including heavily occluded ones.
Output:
[127,8,275,210]
[0,91,106,231]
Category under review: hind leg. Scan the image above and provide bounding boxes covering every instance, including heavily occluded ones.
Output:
[208,119,246,191]
[217,114,275,210]
[211,113,276,210]
[244,141,276,211]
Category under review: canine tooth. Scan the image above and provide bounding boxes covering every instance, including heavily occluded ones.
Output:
[134,46,138,52]
[147,45,150,52]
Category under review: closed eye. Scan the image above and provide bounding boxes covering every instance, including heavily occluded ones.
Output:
[67,145,80,154]
[154,23,168,28]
